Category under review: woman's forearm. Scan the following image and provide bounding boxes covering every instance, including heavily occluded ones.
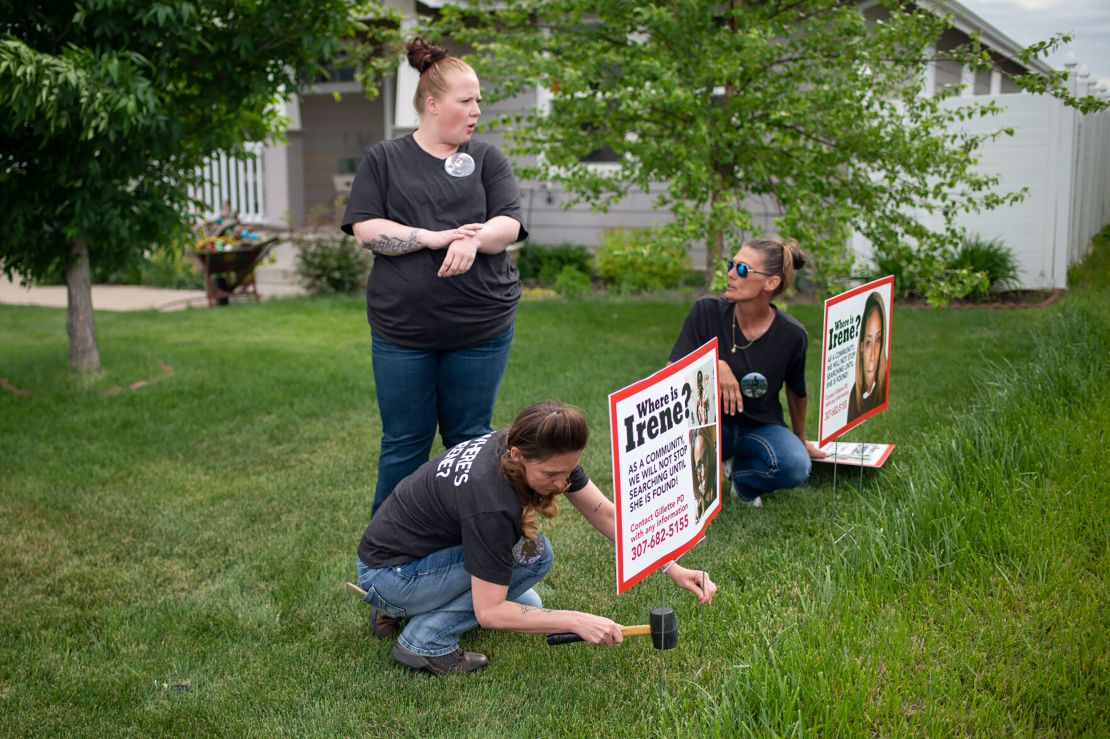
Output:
[352,219,429,255]
[786,389,808,439]
[354,217,514,256]
[478,600,585,633]
[475,216,524,254]
[472,577,622,643]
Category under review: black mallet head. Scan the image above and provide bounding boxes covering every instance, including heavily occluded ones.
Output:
[650,606,678,650]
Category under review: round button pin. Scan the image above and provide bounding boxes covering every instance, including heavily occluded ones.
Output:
[740,372,768,399]
[444,152,475,177]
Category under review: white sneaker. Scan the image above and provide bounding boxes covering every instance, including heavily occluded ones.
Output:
[724,459,736,498]
[724,460,760,507]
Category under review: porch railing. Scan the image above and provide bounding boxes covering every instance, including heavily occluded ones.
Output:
[190,143,266,224]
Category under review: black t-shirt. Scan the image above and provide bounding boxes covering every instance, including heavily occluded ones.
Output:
[357,429,590,586]
[341,135,528,351]
[669,296,808,427]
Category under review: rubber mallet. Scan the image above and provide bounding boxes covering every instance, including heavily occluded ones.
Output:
[546,606,677,649]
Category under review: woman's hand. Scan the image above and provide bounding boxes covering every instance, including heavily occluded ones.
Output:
[438,236,480,277]
[804,440,827,459]
[424,225,481,250]
[718,360,743,416]
[667,565,717,605]
[571,612,626,646]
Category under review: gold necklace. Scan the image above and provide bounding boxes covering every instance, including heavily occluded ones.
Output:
[731,310,757,353]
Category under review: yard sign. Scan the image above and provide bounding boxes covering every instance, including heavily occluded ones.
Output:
[610,340,720,594]
[818,275,895,445]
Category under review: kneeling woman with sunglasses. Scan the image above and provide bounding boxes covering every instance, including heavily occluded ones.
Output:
[356,401,718,675]
[670,238,826,507]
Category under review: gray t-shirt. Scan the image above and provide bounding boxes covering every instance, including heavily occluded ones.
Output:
[341,135,527,351]
[358,430,589,586]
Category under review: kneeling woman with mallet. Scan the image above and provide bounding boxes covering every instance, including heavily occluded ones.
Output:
[355,400,718,675]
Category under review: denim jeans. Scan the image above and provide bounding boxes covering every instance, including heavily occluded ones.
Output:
[370,325,514,515]
[356,534,554,657]
[721,422,812,501]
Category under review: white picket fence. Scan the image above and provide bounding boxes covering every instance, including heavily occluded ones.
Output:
[1069,93,1110,267]
[189,142,266,224]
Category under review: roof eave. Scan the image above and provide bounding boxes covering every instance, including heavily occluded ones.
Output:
[919,0,1058,75]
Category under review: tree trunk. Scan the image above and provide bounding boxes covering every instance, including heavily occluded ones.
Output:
[66,239,100,373]
[704,190,727,289]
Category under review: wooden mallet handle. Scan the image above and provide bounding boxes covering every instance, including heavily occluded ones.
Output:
[546,623,655,645]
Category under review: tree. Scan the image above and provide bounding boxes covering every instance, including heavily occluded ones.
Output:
[429,0,1105,296]
[1,1,399,372]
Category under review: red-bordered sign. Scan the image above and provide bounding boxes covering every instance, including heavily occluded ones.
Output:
[609,340,721,594]
[818,276,894,446]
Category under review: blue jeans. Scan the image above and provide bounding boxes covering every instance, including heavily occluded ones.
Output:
[356,534,554,657]
[370,325,514,515]
[721,422,812,500]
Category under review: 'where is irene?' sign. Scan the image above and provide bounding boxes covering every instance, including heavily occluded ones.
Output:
[610,340,720,594]
[818,275,895,445]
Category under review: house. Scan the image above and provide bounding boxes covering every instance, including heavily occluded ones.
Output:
[212,0,1109,290]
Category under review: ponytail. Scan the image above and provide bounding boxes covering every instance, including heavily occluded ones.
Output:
[744,237,807,296]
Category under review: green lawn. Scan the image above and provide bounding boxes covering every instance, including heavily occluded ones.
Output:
[1,281,1106,736]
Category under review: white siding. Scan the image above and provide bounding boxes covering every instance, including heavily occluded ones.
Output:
[910,94,1107,289]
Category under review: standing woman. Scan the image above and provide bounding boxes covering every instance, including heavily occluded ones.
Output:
[342,38,528,515]
[670,238,826,508]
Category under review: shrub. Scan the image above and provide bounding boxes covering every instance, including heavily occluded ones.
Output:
[293,231,372,296]
[139,246,204,290]
[950,234,1019,298]
[553,265,592,298]
[869,237,993,306]
[90,261,142,285]
[681,268,706,289]
[595,227,689,293]
[870,241,931,300]
[925,267,990,306]
[516,243,595,286]
[38,240,203,288]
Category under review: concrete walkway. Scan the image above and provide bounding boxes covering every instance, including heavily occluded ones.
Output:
[0,242,305,312]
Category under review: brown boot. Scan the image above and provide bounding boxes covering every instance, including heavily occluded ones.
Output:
[391,642,489,675]
[370,607,401,639]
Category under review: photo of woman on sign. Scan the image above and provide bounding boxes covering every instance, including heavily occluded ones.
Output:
[690,426,718,521]
[847,291,888,422]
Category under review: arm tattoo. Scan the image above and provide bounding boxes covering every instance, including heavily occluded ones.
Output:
[592,501,603,513]
[517,604,553,615]
[365,229,423,255]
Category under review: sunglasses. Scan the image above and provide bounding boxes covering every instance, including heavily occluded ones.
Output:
[726,260,776,278]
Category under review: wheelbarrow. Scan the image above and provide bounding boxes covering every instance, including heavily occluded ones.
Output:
[190,237,278,307]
